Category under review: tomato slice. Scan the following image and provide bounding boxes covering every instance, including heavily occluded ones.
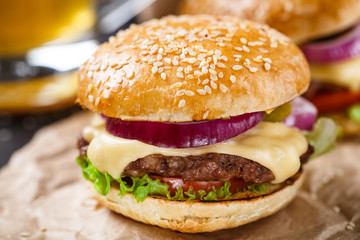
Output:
[149,175,250,194]
[310,90,360,113]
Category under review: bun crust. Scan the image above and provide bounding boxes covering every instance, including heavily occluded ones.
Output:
[90,172,304,233]
[78,15,309,122]
[179,0,360,44]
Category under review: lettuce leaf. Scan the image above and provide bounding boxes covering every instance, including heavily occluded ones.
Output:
[304,117,338,159]
[348,104,360,123]
[76,157,266,202]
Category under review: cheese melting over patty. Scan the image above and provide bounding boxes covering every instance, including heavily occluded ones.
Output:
[82,120,308,184]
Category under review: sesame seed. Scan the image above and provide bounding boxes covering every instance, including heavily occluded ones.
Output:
[172,59,179,65]
[250,67,258,73]
[243,45,250,52]
[240,38,247,44]
[194,70,202,76]
[217,62,226,68]
[103,92,109,99]
[151,66,158,74]
[100,63,108,71]
[205,85,212,94]
[87,71,93,79]
[161,73,166,80]
[259,48,269,53]
[233,54,242,58]
[222,56,228,61]
[232,65,242,70]
[154,62,163,66]
[178,99,186,108]
[263,58,272,63]
[264,63,271,70]
[210,74,218,81]
[218,72,224,78]
[110,62,119,68]
[202,79,209,85]
[230,75,236,83]
[185,90,195,96]
[180,53,186,59]
[176,72,184,78]
[174,82,182,87]
[213,56,218,65]
[188,58,197,64]
[208,50,214,55]
[158,67,164,73]
[177,67,184,72]
[345,222,355,231]
[201,67,208,74]
[187,74,194,79]
[210,81,217,89]
[95,97,100,105]
[209,69,217,75]
[176,90,185,96]
[197,89,206,95]
[215,50,221,56]
[127,70,134,79]
[164,58,171,64]
[220,83,228,93]
[203,110,209,119]
[234,47,243,52]
[88,95,94,103]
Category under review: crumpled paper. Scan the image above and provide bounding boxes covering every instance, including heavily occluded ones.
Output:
[0,113,359,240]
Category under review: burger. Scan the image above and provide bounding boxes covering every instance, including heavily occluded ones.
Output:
[76,15,336,233]
[179,0,360,137]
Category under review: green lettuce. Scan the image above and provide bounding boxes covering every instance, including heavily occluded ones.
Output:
[76,156,266,202]
[348,104,360,123]
[304,117,338,159]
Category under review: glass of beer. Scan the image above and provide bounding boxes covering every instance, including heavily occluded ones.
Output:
[0,0,97,113]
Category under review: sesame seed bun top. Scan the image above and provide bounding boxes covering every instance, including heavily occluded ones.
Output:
[179,0,360,44]
[77,15,310,122]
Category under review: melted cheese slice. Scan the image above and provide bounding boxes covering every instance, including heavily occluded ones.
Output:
[310,56,360,91]
[83,121,308,184]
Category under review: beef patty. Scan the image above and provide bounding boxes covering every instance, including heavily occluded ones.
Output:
[78,135,313,184]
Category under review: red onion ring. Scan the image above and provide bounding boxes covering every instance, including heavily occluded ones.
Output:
[301,23,360,63]
[283,97,318,131]
[105,112,264,148]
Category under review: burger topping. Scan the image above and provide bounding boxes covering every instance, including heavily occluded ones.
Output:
[301,23,360,64]
[105,112,264,148]
[309,56,360,92]
[82,121,308,184]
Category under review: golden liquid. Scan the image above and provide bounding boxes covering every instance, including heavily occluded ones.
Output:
[0,0,96,57]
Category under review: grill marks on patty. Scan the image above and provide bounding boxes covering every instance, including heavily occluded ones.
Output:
[77,135,313,184]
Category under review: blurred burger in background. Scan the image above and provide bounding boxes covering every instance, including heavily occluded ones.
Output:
[179,0,360,137]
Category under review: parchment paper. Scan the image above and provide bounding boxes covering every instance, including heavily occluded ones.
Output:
[0,113,359,240]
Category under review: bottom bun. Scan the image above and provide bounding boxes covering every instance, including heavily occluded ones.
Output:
[90,172,304,233]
